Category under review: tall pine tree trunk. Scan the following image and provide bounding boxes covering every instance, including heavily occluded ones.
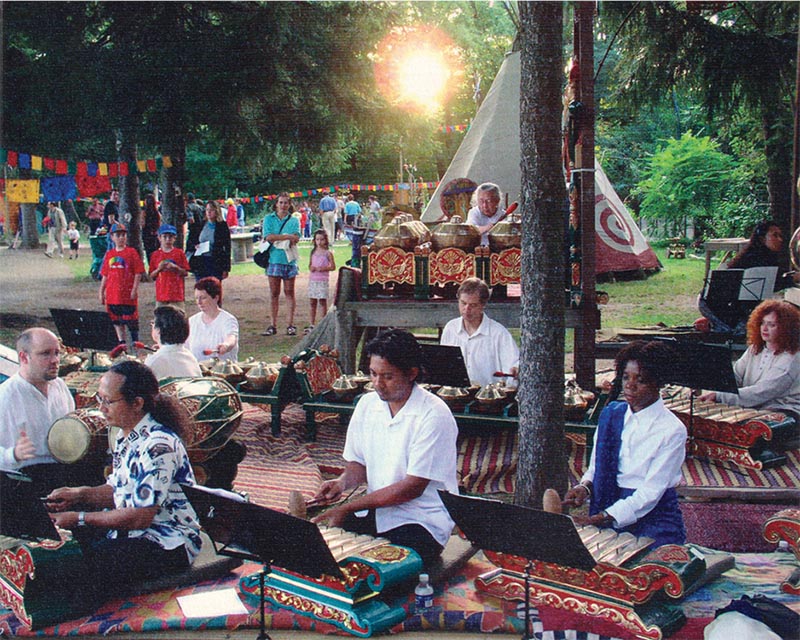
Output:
[19,168,40,249]
[762,107,793,233]
[118,138,142,259]
[515,2,568,507]
[159,145,187,249]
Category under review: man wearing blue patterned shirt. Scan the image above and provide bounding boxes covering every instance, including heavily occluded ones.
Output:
[47,360,201,610]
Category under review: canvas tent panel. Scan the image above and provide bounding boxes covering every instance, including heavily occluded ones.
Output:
[422,51,658,276]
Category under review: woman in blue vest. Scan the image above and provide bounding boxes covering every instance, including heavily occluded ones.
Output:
[564,340,686,548]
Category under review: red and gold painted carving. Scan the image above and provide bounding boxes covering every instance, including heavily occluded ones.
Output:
[484,550,683,604]
[303,355,342,397]
[490,248,521,285]
[689,440,762,470]
[264,585,367,634]
[764,508,800,560]
[475,571,663,640]
[429,248,475,285]
[367,248,414,285]
[690,416,773,449]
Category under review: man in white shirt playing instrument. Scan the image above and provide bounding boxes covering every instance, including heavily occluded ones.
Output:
[313,329,459,566]
[0,328,92,494]
[564,340,686,548]
[441,278,519,387]
[466,182,507,246]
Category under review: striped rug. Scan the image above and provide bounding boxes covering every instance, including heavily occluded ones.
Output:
[232,403,323,512]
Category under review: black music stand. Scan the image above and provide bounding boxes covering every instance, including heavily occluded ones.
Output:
[181,484,344,640]
[702,270,745,329]
[0,470,62,542]
[440,491,596,640]
[50,308,119,351]
[419,344,471,387]
[655,338,739,433]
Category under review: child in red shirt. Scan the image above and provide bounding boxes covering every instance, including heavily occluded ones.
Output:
[99,223,145,345]
[149,224,190,309]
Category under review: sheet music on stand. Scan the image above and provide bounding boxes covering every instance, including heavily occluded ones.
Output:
[738,266,778,301]
[182,483,349,640]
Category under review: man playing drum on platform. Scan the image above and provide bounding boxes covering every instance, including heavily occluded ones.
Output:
[313,329,459,566]
[564,340,687,548]
[0,328,93,494]
[441,278,519,387]
[45,360,201,612]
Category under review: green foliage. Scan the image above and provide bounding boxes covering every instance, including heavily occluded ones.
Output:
[634,132,735,236]
[596,2,797,228]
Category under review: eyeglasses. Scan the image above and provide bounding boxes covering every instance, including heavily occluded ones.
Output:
[94,393,126,407]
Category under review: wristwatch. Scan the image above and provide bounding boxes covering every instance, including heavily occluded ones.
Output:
[77,511,86,527]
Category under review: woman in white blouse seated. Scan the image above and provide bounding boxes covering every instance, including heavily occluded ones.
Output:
[186,277,239,363]
[144,305,202,380]
[698,299,800,420]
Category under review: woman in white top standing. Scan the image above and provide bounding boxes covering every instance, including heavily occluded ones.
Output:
[698,299,800,418]
[186,277,239,362]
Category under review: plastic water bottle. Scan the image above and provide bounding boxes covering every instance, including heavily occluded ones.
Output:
[414,573,434,614]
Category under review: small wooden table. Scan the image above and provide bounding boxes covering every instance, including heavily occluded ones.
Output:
[703,237,748,281]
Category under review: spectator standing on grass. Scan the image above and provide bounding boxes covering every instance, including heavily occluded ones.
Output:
[261,193,301,337]
[149,224,190,309]
[142,194,161,261]
[305,229,336,335]
[87,198,104,235]
[99,223,145,346]
[319,192,337,243]
[103,190,120,250]
[44,201,68,258]
[186,201,231,281]
[67,221,80,260]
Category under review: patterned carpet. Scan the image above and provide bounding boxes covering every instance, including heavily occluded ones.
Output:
[2,552,797,637]
[2,402,799,637]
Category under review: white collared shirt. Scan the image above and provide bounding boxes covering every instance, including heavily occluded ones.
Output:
[343,384,459,547]
[441,314,520,387]
[145,343,202,380]
[582,397,686,528]
[716,347,800,415]
[0,374,74,469]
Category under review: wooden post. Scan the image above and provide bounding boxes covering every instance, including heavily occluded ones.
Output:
[573,1,597,391]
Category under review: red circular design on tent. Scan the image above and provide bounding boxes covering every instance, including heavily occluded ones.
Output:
[598,205,635,252]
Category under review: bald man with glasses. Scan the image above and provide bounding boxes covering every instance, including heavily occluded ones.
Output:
[0,328,98,494]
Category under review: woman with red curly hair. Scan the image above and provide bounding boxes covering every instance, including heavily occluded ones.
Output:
[699,300,800,418]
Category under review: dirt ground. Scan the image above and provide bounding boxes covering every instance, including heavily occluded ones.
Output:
[0,243,323,363]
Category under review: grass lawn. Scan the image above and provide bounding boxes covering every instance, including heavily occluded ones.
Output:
[599,247,705,328]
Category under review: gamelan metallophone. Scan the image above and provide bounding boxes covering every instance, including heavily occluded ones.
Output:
[476,525,707,640]
[239,525,422,637]
[663,388,796,469]
[0,533,84,629]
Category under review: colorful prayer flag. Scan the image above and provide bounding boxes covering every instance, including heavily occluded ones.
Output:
[6,179,40,203]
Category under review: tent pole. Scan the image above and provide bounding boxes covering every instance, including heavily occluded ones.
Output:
[573,1,597,391]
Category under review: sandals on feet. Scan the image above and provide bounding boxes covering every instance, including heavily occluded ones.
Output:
[287,325,297,336]
[303,325,314,335]
[261,325,277,336]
